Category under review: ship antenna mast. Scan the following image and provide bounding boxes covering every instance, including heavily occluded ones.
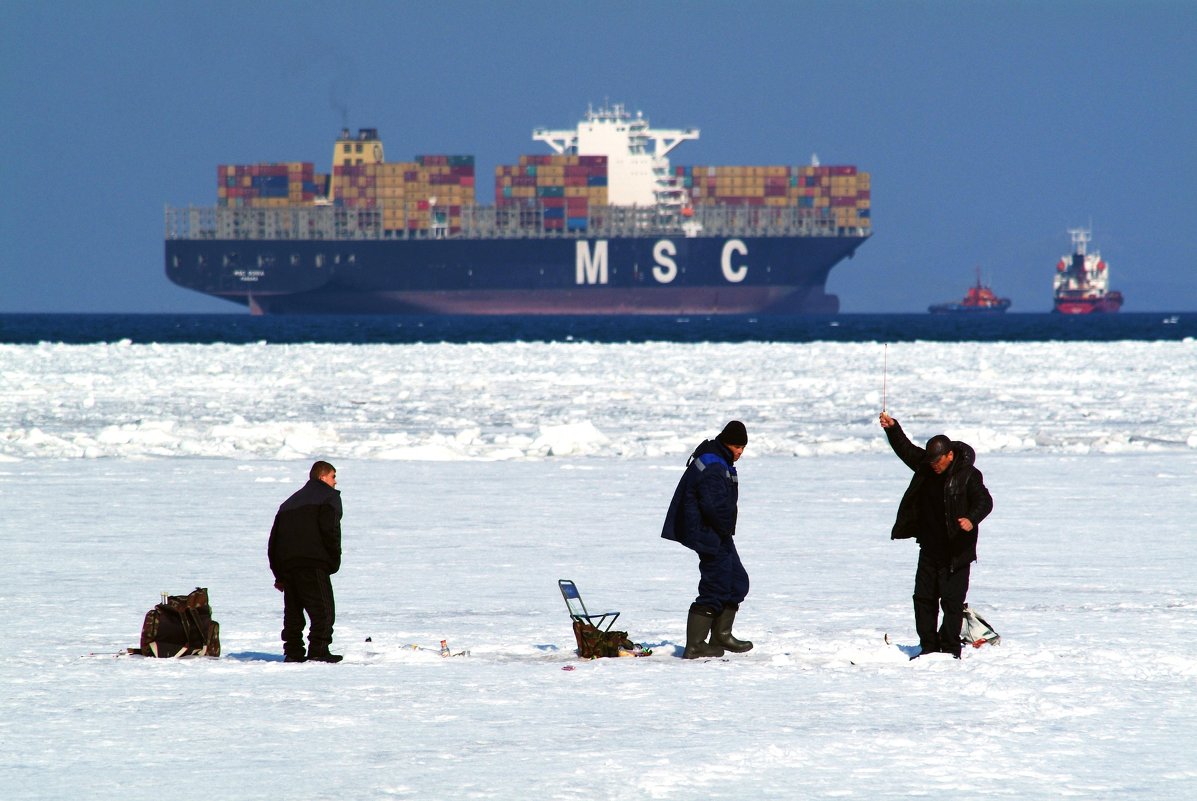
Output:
[1069,227,1091,257]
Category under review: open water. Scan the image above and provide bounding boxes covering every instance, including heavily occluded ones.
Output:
[0,312,1192,344]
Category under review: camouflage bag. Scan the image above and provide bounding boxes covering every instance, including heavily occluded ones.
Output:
[571,620,649,658]
[130,587,221,657]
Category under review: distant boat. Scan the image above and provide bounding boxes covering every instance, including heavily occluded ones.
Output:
[929,268,1011,314]
[1053,228,1123,314]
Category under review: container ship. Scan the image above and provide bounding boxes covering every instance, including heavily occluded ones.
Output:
[164,104,872,315]
[928,268,1011,314]
[1053,228,1123,314]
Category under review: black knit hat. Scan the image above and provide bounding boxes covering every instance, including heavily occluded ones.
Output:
[924,434,952,462]
[717,420,748,447]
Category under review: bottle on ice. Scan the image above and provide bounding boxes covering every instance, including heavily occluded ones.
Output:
[440,639,449,657]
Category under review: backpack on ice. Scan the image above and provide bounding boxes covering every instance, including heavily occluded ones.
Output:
[130,587,221,657]
[571,620,645,659]
[960,604,1000,648]
[558,579,651,659]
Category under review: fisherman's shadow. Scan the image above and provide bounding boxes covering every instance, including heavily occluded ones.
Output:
[224,651,285,662]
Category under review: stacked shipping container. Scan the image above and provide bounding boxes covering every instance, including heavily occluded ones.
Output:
[495,155,608,231]
[332,155,475,233]
[677,165,870,229]
[217,163,324,208]
[216,149,868,233]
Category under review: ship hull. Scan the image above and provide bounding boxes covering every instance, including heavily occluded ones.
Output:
[1053,292,1124,314]
[928,301,1011,314]
[1053,299,1124,314]
[165,233,866,315]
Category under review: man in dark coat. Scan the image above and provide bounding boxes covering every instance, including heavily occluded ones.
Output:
[662,420,753,659]
[268,460,343,663]
[880,413,993,658]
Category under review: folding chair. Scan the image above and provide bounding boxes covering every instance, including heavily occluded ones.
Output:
[558,579,620,632]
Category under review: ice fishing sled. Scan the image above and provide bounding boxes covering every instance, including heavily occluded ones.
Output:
[558,579,650,658]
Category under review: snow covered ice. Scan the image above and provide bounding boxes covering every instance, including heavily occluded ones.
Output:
[2,339,1196,799]
[3,339,1195,460]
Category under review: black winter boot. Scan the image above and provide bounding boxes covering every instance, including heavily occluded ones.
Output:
[683,605,725,659]
[307,647,343,663]
[710,603,753,653]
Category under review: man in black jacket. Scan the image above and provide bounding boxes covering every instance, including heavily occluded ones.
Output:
[268,461,343,663]
[880,413,993,658]
[662,420,753,659]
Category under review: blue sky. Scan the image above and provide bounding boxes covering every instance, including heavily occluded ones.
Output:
[2,0,1194,313]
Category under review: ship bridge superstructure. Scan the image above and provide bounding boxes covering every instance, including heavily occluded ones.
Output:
[533,103,698,208]
[1055,227,1110,296]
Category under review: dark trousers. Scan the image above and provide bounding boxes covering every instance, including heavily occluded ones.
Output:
[913,552,970,657]
[280,567,336,657]
[695,537,749,614]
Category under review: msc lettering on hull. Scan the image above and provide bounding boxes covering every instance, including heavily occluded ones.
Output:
[575,239,749,285]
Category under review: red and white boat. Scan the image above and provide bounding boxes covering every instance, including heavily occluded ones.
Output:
[1053,228,1123,314]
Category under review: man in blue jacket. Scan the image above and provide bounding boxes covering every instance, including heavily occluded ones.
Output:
[880,413,993,658]
[662,421,753,659]
[268,461,344,663]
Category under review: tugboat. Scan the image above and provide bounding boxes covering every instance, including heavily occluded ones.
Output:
[929,267,1011,314]
[1053,228,1123,313]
